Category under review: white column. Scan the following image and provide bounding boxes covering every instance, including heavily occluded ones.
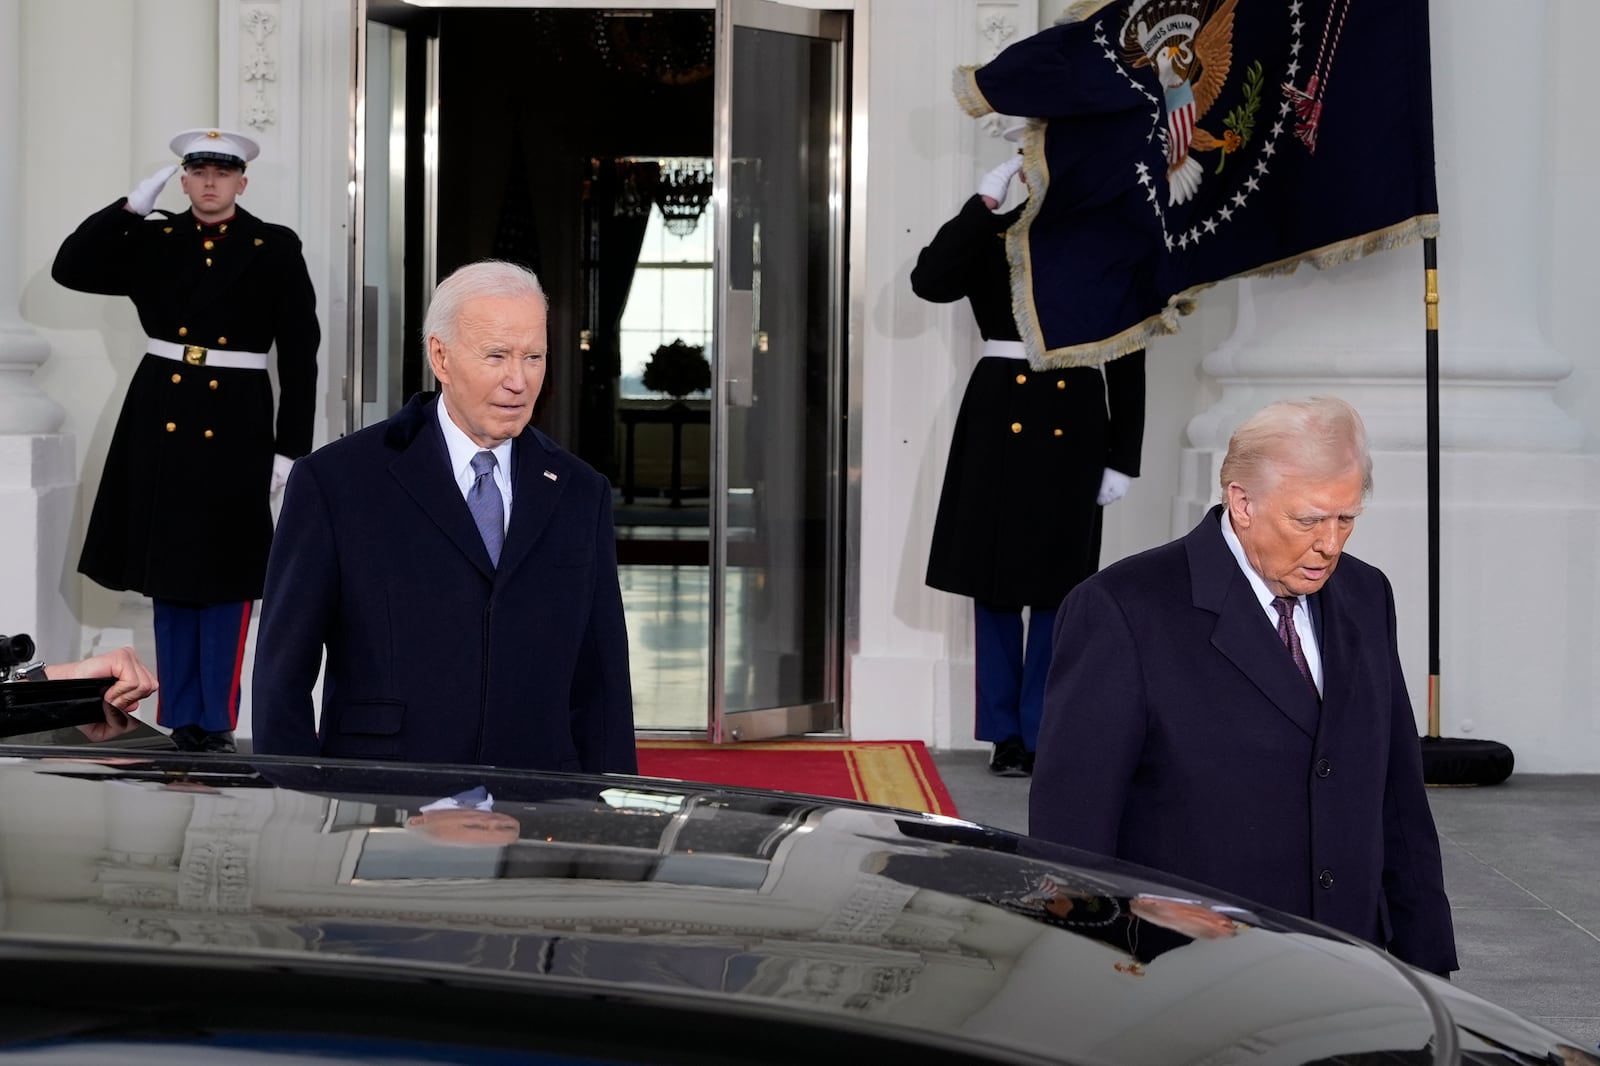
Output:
[1177,1,1600,771]
[0,0,63,436]
[0,0,78,658]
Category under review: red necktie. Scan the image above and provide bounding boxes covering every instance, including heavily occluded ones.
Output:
[1271,596,1318,697]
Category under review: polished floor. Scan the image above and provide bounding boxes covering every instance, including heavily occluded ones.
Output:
[621,562,711,730]
[931,749,1600,1051]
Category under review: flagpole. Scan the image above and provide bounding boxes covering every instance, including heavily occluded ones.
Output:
[1424,237,1441,739]
[1419,236,1513,785]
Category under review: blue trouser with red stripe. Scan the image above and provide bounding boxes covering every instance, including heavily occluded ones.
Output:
[973,601,1056,752]
[152,599,252,733]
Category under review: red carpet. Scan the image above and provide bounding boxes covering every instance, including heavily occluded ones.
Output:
[635,740,958,816]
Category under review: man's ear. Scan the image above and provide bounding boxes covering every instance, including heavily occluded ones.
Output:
[1225,482,1252,528]
[427,335,449,384]
[237,174,248,196]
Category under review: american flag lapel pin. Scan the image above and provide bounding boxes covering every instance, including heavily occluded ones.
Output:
[543,469,558,482]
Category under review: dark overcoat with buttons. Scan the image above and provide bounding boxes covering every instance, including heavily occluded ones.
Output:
[911,194,1145,610]
[52,200,319,603]
[1029,507,1459,976]
[251,393,637,775]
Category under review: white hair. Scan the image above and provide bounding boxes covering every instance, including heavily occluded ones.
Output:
[1218,396,1374,502]
[422,260,546,349]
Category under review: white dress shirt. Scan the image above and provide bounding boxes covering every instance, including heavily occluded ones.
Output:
[1220,509,1324,696]
[436,396,513,534]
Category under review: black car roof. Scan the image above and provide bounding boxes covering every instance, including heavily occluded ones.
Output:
[0,749,1579,1066]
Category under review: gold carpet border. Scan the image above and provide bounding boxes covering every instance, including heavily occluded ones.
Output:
[636,740,949,814]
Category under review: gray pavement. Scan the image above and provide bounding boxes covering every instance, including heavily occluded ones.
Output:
[930,749,1600,1050]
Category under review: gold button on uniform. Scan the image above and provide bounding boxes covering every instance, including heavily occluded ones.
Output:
[217,336,227,345]
[1010,422,1022,434]
[1053,429,1064,437]
[1014,373,1027,385]
[209,379,219,390]
[1056,379,1066,390]
[220,224,228,233]
[203,240,214,250]
[165,422,176,433]
[178,326,188,337]
[205,258,213,267]
[204,429,215,439]
[170,373,182,384]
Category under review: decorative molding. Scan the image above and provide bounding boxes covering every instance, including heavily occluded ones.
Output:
[978,11,1018,58]
[970,2,1036,137]
[241,5,280,131]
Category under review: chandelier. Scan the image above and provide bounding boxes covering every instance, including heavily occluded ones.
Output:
[656,159,713,237]
[611,159,658,220]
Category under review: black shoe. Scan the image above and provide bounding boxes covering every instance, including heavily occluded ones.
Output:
[169,726,236,754]
[989,738,1029,777]
[198,730,237,754]
[1020,749,1035,776]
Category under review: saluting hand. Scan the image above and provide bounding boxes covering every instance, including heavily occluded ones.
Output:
[124,163,180,217]
[978,155,1025,211]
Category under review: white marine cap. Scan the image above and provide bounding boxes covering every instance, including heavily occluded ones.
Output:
[169,128,261,169]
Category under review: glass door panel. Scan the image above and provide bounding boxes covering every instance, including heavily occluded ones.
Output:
[350,1,438,434]
[711,0,846,741]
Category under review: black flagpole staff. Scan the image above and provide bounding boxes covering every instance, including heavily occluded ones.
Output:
[1418,237,1514,786]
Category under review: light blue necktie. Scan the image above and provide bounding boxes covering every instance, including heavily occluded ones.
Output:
[467,450,504,567]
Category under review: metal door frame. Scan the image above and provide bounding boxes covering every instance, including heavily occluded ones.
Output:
[349,0,866,742]
[709,0,851,742]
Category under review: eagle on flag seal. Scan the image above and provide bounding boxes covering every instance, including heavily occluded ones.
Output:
[1122,0,1238,205]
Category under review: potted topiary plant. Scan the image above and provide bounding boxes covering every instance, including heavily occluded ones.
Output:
[641,338,711,399]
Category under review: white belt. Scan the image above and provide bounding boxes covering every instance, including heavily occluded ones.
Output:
[982,339,1026,360]
[146,337,269,371]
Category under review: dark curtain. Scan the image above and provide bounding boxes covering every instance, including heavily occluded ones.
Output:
[580,160,660,477]
[491,131,550,421]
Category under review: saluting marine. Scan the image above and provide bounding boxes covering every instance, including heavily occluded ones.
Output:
[52,127,320,753]
[911,126,1146,777]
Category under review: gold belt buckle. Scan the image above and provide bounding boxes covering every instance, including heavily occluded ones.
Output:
[183,345,208,366]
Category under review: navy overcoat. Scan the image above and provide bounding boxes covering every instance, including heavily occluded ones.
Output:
[1030,506,1457,975]
[253,393,636,774]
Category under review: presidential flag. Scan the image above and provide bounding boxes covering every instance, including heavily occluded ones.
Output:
[957,0,1437,368]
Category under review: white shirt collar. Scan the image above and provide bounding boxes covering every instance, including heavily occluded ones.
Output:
[436,394,514,499]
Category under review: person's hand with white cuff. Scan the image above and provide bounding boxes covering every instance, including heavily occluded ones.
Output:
[1097,468,1132,506]
[124,164,180,217]
[978,155,1025,211]
[271,454,295,496]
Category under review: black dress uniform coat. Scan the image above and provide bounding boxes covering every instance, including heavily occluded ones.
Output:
[912,194,1145,610]
[53,201,319,604]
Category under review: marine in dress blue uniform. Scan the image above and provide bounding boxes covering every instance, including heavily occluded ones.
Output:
[52,128,320,752]
[911,141,1145,776]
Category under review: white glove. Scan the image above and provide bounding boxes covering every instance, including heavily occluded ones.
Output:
[271,454,295,496]
[124,163,180,216]
[977,155,1025,208]
[1097,468,1132,506]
